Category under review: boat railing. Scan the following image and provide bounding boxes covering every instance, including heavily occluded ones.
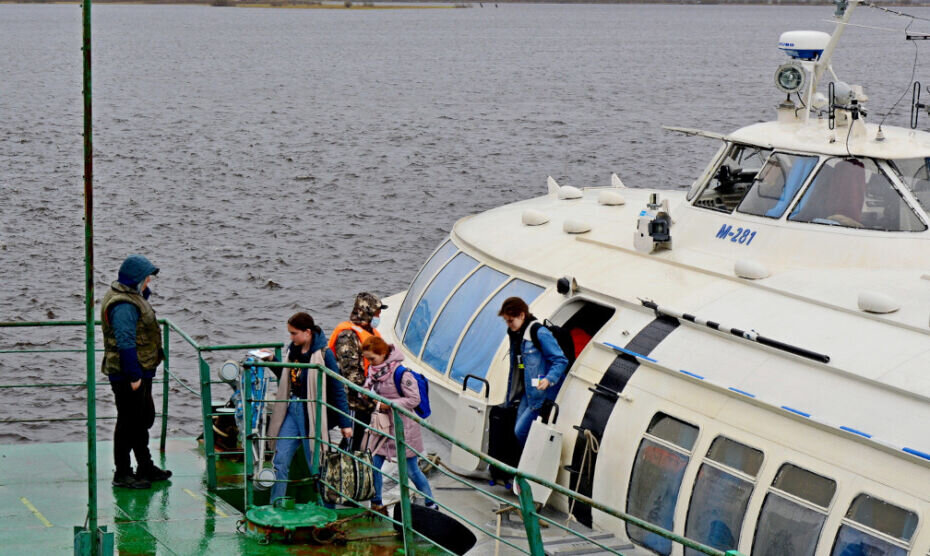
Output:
[0,320,743,556]
[244,360,745,556]
[0,317,283,553]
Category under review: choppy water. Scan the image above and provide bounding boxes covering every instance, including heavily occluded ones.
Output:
[2,2,929,443]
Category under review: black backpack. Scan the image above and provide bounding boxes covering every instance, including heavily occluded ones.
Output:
[529,320,576,367]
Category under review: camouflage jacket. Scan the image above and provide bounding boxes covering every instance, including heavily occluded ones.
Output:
[333,328,376,412]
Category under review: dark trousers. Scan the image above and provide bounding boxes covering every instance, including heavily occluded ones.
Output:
[350,408,372,452]
[111,377,155,474]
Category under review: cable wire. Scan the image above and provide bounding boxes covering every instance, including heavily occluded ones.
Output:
[866,2,930,24]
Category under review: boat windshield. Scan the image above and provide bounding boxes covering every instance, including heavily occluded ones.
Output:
[888,157,930,217]
[788,157,926,232]
[692,143,772,213]
[737,152,819,219]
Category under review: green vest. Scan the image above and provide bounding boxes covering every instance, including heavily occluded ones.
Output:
[100,281,164,376]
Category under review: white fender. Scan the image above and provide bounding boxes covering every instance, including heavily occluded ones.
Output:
[563,219,591,234]
[598,190,626,206]
[558,185,584,200]
[858,291,899,314]
[522,209,550,226]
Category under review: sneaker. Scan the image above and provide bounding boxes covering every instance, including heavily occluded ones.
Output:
[424,502,439,511]
[112,472,151,489]
[136,465,172,482]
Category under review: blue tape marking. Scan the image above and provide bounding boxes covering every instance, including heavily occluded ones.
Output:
[839,426,871,438]
[728,387,756,398]
[679,370,705,380]
[602,342,657,363]
[903,447,930,461]
[781,406,811,418]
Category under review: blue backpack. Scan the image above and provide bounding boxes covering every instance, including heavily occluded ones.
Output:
[392,365,431,419]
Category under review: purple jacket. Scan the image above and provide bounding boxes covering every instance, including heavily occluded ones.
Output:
[365,346,423,459]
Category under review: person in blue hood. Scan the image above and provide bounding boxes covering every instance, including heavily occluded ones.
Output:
[101,254,171,489]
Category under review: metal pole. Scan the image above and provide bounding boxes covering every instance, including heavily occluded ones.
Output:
[243,365,254,510]
[311,369,323,479]
[198,354,217,490]
[515,477,544,556]
[392,410,415,556]
[81,0,98,548]
[160,323,169,453]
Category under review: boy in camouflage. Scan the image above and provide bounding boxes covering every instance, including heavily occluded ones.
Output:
[328,292,386,451]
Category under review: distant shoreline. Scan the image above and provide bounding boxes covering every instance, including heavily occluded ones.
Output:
[2,0,926,6]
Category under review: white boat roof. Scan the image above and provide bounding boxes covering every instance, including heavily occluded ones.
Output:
[450,171,930,458]
[728,119,930,159]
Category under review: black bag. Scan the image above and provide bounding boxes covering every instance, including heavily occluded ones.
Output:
[529,320,576,367]
[487,404,520,483]
[321,449,375,504]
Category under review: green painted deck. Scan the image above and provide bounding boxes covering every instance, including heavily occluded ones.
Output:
[0,438,408,555]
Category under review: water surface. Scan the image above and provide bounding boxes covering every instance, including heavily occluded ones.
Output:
[2,3,928,441]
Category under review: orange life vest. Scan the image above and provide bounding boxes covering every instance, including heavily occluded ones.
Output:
[327,321,383,375]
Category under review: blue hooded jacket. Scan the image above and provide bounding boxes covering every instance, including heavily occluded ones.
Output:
[108,255,160,382]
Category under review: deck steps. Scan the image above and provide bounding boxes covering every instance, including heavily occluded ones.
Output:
[543,532,634,555]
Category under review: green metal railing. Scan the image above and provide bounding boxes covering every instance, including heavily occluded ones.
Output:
[1,320,744,555]
[241,360,746,556]
[0,319,282,554]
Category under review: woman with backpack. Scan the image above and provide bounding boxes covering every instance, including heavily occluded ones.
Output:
[499,296,569,447]
[360,336,437,512]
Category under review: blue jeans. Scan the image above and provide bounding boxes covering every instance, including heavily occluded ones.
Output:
[514,401,540,447]
[371,454,434,507]
[271,400,311,503]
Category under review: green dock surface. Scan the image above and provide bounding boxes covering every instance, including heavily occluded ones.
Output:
[0,438,403,555]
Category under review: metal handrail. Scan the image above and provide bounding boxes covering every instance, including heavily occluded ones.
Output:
[244,360,744,556]
[1,321,742,555]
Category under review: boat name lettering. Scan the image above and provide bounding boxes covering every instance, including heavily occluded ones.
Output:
[715,224,757,245]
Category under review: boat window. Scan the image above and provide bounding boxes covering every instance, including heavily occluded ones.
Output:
[684,437,762,556]
[395,241,457,337]
[688,143,729,201]
[789,157,927,231]
[771,463,836,508]
[403,252,479,357]
[736,153,819,218]
[693,143,773,213]
[752,464,836,556]
[449,279,544,388]
[830,494,917,556]
[421,266,508,373]
[627,413,699,556]
[889,157,930,216]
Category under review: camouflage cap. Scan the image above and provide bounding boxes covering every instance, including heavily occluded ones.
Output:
[350,292,387,324]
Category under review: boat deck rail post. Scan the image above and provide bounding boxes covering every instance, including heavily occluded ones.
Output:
[159,317,283,491]
[0,319,282,497]
[249,360,744,556]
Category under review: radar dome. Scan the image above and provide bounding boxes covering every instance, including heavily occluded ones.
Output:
[778,31,830,61]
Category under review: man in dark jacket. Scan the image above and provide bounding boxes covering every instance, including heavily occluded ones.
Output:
[101,254,171,489]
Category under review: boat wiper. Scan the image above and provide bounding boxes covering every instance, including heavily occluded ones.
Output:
[661,126,727,141]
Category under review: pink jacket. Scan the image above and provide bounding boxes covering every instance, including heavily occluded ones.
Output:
[364,346,423,459]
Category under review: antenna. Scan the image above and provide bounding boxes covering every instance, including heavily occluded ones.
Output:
[911,81,923,129]
[829,82,836,130]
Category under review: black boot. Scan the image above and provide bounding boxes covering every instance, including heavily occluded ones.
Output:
[113,471,151,489]
[136,464,172,482]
